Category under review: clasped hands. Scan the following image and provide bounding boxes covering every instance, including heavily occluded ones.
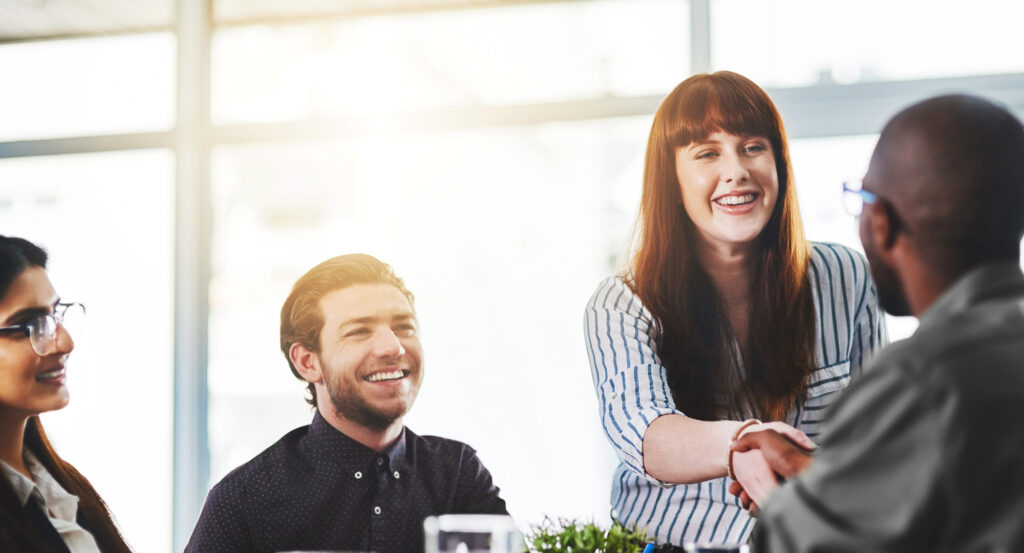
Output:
[728,422,816,515]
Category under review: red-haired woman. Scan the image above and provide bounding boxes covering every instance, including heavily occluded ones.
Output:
[584,72,887,547]
[0,235,132,552]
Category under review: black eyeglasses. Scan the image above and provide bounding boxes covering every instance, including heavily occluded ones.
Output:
[0,302,85,356]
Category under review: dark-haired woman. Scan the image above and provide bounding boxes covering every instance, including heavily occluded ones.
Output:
[0,235,132,552]
[584,72,887,546]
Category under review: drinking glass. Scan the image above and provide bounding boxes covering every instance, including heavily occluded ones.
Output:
[424,514,524,553]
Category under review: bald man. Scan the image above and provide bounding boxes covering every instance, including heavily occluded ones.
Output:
[729,95,1024,552]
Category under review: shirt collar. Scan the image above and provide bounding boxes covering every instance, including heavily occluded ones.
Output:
[0,449,80,520]
[304,410,409,471]
[917,262,1024,331]
[0,455,35,507]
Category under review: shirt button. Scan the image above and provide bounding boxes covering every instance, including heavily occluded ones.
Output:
[611,392,618,399]
[393,471,400,479]
[377,457,384,466]
[354,471,363,479]
[374,506,382,515]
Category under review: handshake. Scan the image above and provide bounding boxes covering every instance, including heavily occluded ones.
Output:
[726,421,817,515]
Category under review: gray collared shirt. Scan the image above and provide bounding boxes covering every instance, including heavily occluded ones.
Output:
[753,262,1024,552]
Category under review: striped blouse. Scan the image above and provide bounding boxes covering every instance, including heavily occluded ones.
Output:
[583,242,888,546]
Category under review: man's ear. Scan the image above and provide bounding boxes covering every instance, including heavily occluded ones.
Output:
[289,342,323,384]
[866,200,900,251]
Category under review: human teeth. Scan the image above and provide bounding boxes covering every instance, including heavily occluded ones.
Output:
[716,194,755,206]
[367,370,404,382]
[36,368,65,380]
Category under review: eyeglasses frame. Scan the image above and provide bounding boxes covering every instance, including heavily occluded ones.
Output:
[842,180,878,216]
[0,302,85,356]
[842,180,910,234]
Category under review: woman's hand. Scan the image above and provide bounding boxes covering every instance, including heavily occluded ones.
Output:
[728,480,755,513]
[729,426,817,511]
[729,448,776,515]
[728,422,816,511]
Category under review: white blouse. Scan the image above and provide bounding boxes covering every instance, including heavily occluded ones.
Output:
[0,448,103,553]
[584,241,889,546]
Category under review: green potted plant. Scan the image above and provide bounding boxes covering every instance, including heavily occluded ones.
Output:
[528,518,651,553]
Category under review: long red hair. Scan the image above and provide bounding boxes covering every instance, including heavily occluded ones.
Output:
[629,71,816,421]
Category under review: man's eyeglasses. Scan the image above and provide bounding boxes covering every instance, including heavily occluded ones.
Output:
[842,179,912,235]
[0,302,85,356]
[842,180,878,217]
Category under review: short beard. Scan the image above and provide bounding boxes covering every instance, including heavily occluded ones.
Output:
[877,281,912,317]
[329,391,405,432]
[868,254,912,317]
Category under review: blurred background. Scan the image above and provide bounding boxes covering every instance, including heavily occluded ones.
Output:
[2,1,1024,551]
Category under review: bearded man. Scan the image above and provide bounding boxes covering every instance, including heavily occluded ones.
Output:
[186,254,507,553]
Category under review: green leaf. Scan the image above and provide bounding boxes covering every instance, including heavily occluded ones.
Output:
[526,517,652,553]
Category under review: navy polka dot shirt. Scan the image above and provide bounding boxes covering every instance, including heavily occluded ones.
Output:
[185,411,508,553]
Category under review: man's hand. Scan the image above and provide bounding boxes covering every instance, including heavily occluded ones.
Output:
[729,429,816,508]
[752,422,817,452]
[733,428,815,478]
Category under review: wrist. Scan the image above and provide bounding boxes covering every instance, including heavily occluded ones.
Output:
[727,419,762,480]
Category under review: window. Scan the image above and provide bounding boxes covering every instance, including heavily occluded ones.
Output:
[0,149,175,553]
[0,34,175,141]
[208,115,653,522]
[788,134,918,340]
[212,0,687,124]
[712,0,1024,87]
[4,1,1024,546]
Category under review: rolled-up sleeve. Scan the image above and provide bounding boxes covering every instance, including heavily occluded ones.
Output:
[584,277,681,481]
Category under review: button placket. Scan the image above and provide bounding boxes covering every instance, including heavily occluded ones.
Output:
[369,465,390,553]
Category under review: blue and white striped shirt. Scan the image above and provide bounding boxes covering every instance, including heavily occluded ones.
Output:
[583,242,888,546]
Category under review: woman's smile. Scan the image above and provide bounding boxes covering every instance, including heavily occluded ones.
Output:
[676,131,779,249]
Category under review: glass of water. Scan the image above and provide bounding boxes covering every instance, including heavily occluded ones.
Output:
[424,514,524,553]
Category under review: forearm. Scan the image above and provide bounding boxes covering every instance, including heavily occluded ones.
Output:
[642,414,748,484]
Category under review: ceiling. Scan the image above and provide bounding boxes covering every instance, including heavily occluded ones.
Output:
[215,0,555,23]
[0,0,571,41]
[0,0,172,41]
